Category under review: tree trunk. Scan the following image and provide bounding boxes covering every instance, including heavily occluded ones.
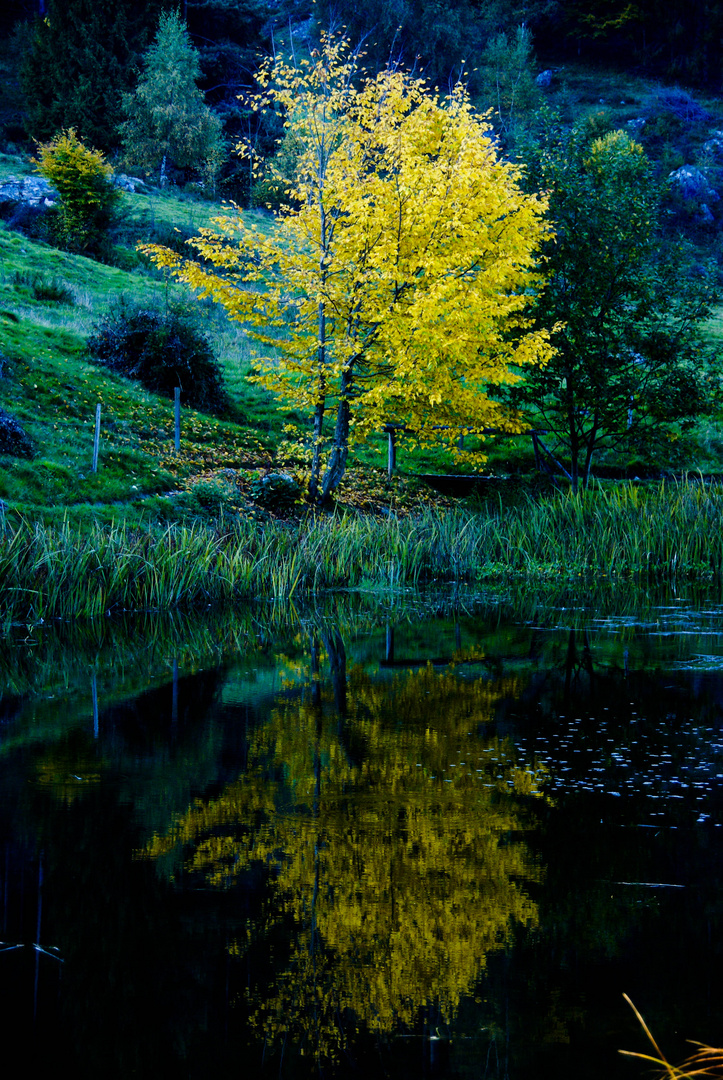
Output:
[581,419,598,489]
[565,366,580,494]
[318,366,353,504]
[308,398,325,504]
[579,412,600,490]
[307,303,327,504]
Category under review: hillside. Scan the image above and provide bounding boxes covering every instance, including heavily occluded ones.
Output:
[0,180,457,525]
[0,54,723,523]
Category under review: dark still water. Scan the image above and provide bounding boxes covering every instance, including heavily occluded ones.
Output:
[1,593,722,1078]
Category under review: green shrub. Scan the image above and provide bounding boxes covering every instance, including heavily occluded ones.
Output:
[87,299,228,414]
[249,470,302,510]
[174,478,239,523]
[12,270,75,304]
[34,128,119,253]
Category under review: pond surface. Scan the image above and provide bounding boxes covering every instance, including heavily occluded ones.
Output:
[1,591,722,1078]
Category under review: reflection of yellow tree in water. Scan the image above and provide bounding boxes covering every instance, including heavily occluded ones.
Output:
[145,637,544,1061]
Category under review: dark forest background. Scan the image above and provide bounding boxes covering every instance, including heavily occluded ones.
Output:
[3,0,723,157]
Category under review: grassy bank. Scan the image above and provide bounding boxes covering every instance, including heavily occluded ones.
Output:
[2,477,723,621]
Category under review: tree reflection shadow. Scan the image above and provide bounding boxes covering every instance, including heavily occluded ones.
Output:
[144,624,545,1068]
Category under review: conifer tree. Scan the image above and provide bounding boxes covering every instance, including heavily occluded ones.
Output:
[121,10,224,188]
[21,0,163,150]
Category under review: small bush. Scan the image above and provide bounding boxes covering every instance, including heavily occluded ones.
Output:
[649,87,712,124]
[174,478,239,524]
[12,271,74,304]
[249,470,302,511]
[87,300,228,414]
[34,128,119,253]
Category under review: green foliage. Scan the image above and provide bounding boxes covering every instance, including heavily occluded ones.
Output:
[513,116,720,489]
[249,470,302,511]
[121,10,225,189]
[479,24,541,142]
[184,0,273,201]
[175,478,240,523]
[549,0,723,85]
[250,126,304,210]
[20,0,164,150]
[11,271,74,305]
[316,0,549,93]
[2,479,723,619]
[34,128,119,253]
[86,299,228,415]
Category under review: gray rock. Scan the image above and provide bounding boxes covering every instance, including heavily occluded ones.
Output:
[0,175,58,209]
[251,471,302,510]
[0,408,34,458]
[668,165,719,203]
[627,117,646,132]
[702,138,723,160]
[112,173,146,193]
[536,69,553,88]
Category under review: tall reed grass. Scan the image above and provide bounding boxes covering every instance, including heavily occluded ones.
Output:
[621,994,723,1079]
[1,478,722,620]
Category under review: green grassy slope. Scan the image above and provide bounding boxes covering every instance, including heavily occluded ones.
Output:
[3,59,723,529]
[0,215,283,526]
[0,174,469,522]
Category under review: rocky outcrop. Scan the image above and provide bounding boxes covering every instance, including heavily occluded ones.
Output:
[669,165,719,202]
[112,173,147,193]
[703,131,723,160]
[668,165,719,226]
[0,175,58,210]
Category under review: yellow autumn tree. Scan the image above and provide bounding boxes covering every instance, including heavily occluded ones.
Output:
[142,36,553,504]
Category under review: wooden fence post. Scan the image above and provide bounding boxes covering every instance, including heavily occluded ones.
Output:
[387,427,397,479]
[92,404,101,473]
[174,387,181,453]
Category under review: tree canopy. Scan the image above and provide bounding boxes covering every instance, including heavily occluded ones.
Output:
[144,37,553,504]
[21,0,164,149]
[511,118,719,489]
[121,10,224,188]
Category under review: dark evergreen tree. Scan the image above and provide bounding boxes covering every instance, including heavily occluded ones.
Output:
[536,0,723,86]
[510,116,720,490]
[21,0,167,150]
[121,10,224,188]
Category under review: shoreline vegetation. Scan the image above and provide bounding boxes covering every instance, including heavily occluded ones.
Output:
[2,476,723,622]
